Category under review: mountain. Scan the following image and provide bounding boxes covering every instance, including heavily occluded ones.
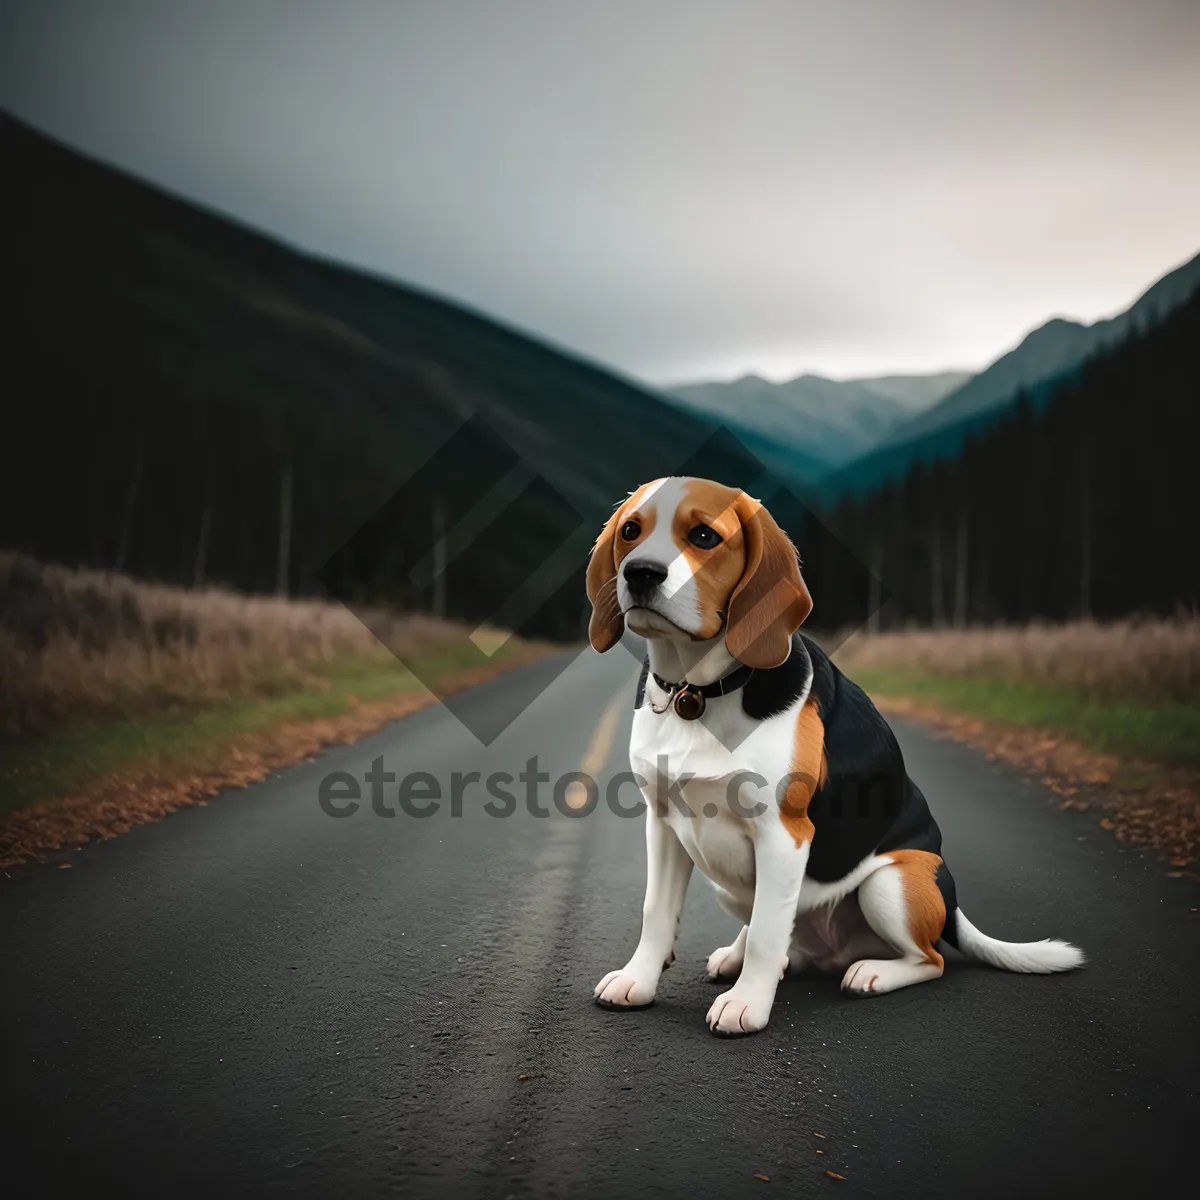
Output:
[668,369,970,474]
[1,113,796,640]
[822,250,1200,499]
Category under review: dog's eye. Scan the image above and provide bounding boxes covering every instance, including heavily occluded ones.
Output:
[620,520,641,541]
[687,524,722,549]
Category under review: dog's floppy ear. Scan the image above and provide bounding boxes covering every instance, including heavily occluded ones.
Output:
[586,508,625,652]
[725,493,812,669]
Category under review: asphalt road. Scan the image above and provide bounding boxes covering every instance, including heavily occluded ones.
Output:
[2,647,1197,1198]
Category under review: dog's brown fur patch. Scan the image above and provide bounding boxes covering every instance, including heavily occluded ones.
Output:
[884,849,947,967]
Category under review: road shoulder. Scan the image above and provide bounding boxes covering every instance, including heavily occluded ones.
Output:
[870,690,1198,879]
[0,646,554,872]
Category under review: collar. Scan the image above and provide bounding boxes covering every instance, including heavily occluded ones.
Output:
[651,662,755,699]
[649,662,755,720]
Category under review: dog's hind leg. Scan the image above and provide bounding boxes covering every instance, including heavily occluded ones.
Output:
[706,925,748,981]
[841,852,946,997]
[706,886,752,981]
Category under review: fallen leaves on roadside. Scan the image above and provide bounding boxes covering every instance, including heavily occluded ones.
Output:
[873,695,1199,874]
[825,1170,846,1180]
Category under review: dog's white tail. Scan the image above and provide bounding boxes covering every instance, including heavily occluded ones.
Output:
[952,909,1084,973]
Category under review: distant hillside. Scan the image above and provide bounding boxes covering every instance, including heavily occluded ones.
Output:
[854,371,974,410]
[2,114,792,640]
[822,251,1200,500]
[668,369,970,473]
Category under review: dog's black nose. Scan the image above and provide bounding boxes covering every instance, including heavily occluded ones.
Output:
[623,560,669,595]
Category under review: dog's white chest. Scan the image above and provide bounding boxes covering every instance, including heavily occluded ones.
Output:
[664,800,756,893]
[629,696,795,898]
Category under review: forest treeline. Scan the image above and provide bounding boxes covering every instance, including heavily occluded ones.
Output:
[807,287,1200,627]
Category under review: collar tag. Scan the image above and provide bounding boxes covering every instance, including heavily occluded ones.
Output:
[673,686,706,721]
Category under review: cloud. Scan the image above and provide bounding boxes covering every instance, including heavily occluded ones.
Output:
[3,0,1198,381]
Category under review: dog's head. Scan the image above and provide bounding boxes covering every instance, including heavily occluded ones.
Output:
[586,477,812,669]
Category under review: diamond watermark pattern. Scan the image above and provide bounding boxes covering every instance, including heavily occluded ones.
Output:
[316,413,887,746]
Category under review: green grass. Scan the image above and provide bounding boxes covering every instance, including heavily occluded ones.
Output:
[0,640,541,819]
[849,667,1200,770]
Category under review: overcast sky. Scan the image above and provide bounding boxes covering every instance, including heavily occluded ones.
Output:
[2,0,1197,384]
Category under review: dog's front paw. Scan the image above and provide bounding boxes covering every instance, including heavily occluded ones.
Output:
[593,970,657,1010]
[705,986,773,1037]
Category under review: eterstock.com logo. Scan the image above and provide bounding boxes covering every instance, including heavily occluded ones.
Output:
[316,414,886,745]
[315,754,905,824]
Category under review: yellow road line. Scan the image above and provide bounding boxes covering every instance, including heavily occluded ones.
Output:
[564,675,635,809]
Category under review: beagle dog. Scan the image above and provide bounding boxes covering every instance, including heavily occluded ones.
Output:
[586,476,1084,1037]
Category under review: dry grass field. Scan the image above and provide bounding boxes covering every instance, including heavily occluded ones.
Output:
[0,554,548,838]
[833,616,1200,771]
[835,617,1199,704]
[0,552,505,741]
